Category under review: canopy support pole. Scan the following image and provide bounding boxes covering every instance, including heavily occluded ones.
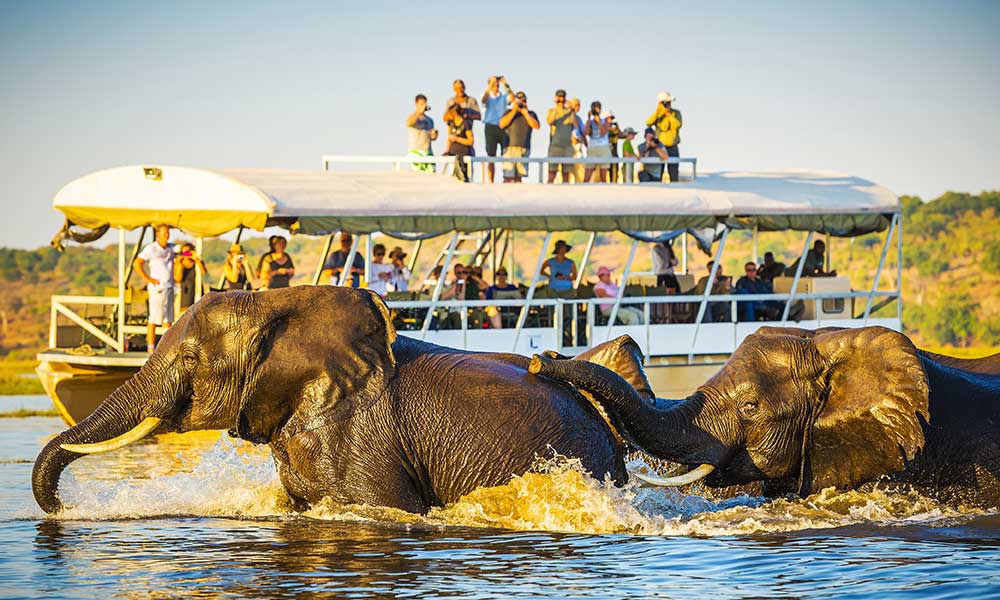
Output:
[364,235,372,287]
[194,237,204,303]
[421,232,460,338]
[825,233,831,272]
[339,234,361,287]
[117,228,126,352]
[407,239,422,273]
[863,214,897,324]
[508,231,515,283]
[752,224,759,265]
[122,225,147,285]
[312,234,335,285]
[689,227,730,361]
[605,238,639,341]
[575,232,597,288]
[781,231,814,324]
[681,233,688,275]
[512,231,553,352]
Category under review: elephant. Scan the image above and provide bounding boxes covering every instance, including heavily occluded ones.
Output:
[33,286,642,515]
[528,326,1000,507]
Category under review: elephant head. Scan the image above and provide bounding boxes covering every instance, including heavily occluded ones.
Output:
[530,326,930,495]
[33,286,396,513]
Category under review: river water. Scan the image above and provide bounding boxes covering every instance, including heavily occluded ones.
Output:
[1,395,999,598]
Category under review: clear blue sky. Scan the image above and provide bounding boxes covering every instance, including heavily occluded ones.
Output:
[2,0,998,249]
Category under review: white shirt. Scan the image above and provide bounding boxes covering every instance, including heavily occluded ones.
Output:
[390,265,411,292]
[368,263,395,296]
[651,243,678,275]
[138,242,176,290]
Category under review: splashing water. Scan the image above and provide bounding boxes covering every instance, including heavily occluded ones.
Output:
[50,434,990,535]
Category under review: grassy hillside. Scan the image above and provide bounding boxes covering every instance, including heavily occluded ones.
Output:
[1,191,997,358]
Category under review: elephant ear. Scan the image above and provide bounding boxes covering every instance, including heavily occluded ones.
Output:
[573,335,654,402]
[801,326,930,494]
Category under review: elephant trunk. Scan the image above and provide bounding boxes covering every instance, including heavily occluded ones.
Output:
[529,354,727,466]
[33,372,160,514]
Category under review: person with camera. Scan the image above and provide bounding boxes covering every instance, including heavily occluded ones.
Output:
[636,127,670,183]
[258,235,296,290]
[445,103,474,182]
[443,79,481,123]
[173,242,206,311]
[498,91,539,183]
[388,246,411,292]
[568,97,587,183]
[223,243,257,291]
[583,101,612,183]
[607,113,622,183]
[481,75,513,183]
[545,89,575,183]
[406,94,438,172]
[645,91,683,182]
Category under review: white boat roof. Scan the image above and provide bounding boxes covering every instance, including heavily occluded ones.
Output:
[52,165,900,237]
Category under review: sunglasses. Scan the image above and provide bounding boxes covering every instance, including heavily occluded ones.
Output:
[374,252,385,257]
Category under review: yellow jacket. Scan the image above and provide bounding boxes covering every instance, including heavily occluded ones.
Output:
[646,107,683,147]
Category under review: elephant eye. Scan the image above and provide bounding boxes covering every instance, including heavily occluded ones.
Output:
[740,400,759,417]
[181,350,199,367]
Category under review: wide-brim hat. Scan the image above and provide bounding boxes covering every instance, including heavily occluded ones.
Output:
[622,127,638,136]
[229,243,244,254]
[389,246,407,260]
[657,91,675,103]
[553,240,572,253]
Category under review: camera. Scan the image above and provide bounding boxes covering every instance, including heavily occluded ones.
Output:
[661,101,671,108]
[235,254,245,263]
[181,251,193,258]
[456,279,466,285]
[423,105,431,112]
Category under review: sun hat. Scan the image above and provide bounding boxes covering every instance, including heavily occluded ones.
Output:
[389,246,407,260]
[228,243,244,253]
[553,240,573,253]
[597,266,611,276]
[622,127,638,136]
[657,91,675,103]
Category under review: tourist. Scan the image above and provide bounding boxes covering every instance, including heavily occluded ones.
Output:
[223,243,257,291]
[620,127,639,182]
[485,266,520,329]
[568,97,587,184]
[757,251,786,282]
[651,240,681,293]
[693,261,731,322]
[445,103,474,182]
[646,91,682,182]
[607,113,622,183]
[321,233,365,288]
[134,224,175,351]
[499,91,540,183]
[594,266,644,325]
[785,240,837,277]
[734,261,781,321]
[443,79,481,122]
[439,263,482,329]
[583,101,612,183]
[173,242,206,311]
[481,76,512,182]
[405,94,438,172]
[368,243,394,297]
[388,246,411,292]
[546,89,576,183]
[636,127,669,183]
[540,239,578,293]
[259,235,295,289]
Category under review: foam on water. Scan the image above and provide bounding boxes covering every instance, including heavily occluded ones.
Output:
[49,434,990,535]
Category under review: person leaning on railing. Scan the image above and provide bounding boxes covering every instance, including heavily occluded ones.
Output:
[636,127,670,183]
[485,266,520,329]
[646,91,682,182]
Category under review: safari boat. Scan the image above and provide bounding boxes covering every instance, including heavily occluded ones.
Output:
[38,156,903,425]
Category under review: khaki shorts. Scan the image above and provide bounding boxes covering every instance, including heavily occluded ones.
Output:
[587,145,612,170]
[502,146,529,179]
[547,144,574,173]
[148,286,174,325]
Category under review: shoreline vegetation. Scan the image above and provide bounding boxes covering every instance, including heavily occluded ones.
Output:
[0,191,996,397]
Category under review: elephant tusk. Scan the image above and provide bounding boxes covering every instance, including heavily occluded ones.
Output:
[633,463,716,487]
[61,417,163,454]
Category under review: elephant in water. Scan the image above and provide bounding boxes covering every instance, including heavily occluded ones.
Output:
[34,287,638,515]
[530,326,1000,507]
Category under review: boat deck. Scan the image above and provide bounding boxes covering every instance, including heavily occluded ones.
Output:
[37,349,150,368]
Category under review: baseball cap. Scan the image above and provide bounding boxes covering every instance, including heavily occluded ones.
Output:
[555,89,566,98]
[597,266,611,276]
[622,127,638,136]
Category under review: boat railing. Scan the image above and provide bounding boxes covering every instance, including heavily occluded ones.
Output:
[321,154,698,183]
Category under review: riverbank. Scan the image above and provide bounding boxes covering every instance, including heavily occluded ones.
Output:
[0,359,43,396]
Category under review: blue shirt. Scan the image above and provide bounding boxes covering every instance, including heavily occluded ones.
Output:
[544,257,575,291]
[324,250,365,288]
[483,92,508,126]
[486,283,519,299]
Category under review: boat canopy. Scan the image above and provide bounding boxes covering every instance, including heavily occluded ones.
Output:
[53,165,900,238]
